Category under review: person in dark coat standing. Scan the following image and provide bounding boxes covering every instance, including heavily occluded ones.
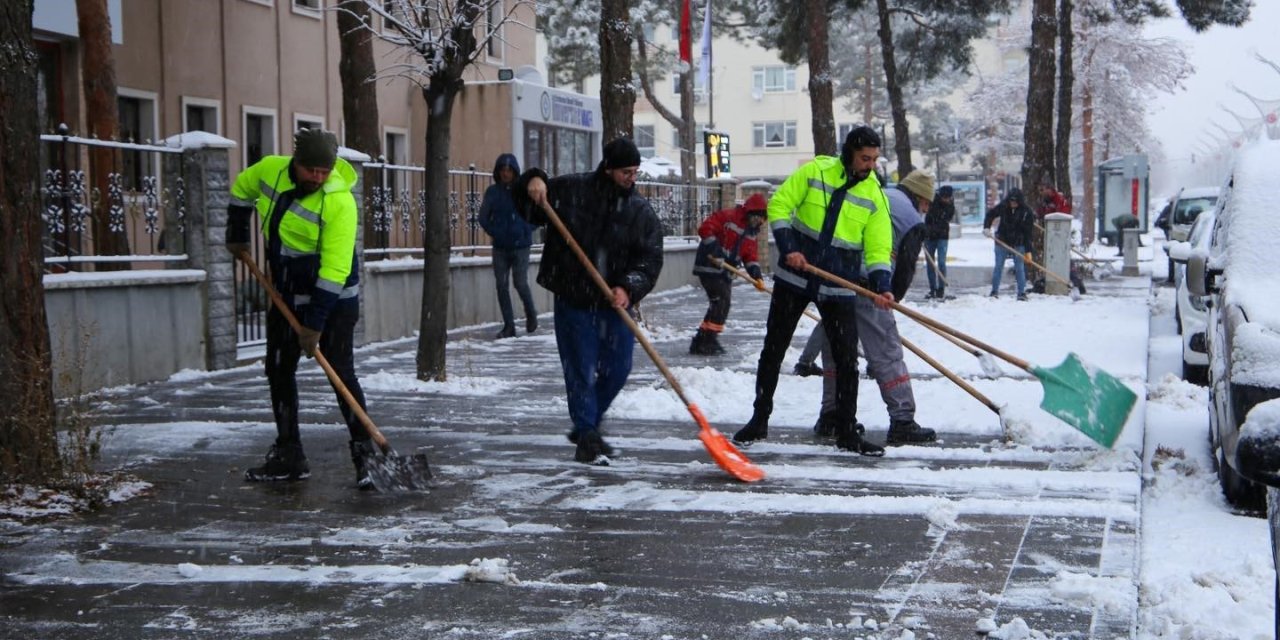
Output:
[983,188,1036,300]
[512,138,664,466]
[923,185,956,300]
[688,192,767,356]
[479,153,538,339]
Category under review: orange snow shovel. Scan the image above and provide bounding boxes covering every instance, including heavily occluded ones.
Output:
[541,203,764,482]
[237,251,432,491]
[804,264,1135,448]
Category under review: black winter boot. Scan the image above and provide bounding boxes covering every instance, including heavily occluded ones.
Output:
[574,430,612,466]
[886,419,937,445]
[733,415,769,446]
[813,412,839,438]
[349,440,377,490]
[495,325,516,340]
[835,423,885,457]
[690,329,726,355]
[245,443,310,482]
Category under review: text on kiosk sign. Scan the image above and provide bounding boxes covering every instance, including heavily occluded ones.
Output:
[540,92,594,128]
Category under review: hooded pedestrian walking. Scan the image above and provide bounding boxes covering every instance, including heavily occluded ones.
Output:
[479,153,539,339]
[983,188,1036,300]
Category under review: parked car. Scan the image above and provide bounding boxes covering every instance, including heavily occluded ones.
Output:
[1185,144,1279,511]
[1168,185,1220,243]
[1166,207,1216,384]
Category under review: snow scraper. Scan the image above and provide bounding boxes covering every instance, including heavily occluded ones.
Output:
[238,252,432,491]
[539,204,764,482]
[804,264,1136,448]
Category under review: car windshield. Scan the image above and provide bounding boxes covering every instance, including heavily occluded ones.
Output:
[1174,197,1216,225]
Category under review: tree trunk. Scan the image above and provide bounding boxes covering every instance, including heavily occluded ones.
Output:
[1054,0,1074,201]
[1021,0,1057,194]
[598,0,635,143]
[0,0,61,483]
[806,0,835,156]
[876,0,912,178]
[1081,81,1095,244]
[337,2,382,250]
[680,70,696,182]
[76,0,129,267]
[415,81,460,382]
[863,41,874,124]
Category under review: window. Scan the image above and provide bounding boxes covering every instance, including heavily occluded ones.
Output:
[243,107,278,167]
[182,97,221,135]
[670,73,706,100]
[634,125,655,158]
[485,0,503,60]
[524,125,593,175]
[294,114,323,132]
[753,121,797,149]
[117,88,158,189]
[384,128,407,164]
[752,66,796,93]
[294,0,321,8]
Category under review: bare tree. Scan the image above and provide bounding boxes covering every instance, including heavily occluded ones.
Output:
[599,0,636,142]
[1054,0,1073,199]
[1021,0,1057,195]
[336,1,383,251]
[76,0,130,266]
[807,0,836,157]
[1,0,61,482]
[346,0,534,381]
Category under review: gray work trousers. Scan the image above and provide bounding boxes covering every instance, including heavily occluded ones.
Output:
[811,296,915,421]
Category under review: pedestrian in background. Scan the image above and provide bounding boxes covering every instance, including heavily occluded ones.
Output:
[924,185,955,300]
[513,138,664,466]
[983,188,1036,300]
[688,193,767,356]
[226,128,374,489]
[733,126,893,457]
[479,152,538,339]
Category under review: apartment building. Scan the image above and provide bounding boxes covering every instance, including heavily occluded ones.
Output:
[31,0,601,178]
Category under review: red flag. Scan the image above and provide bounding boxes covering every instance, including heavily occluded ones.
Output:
[679,0,692,64]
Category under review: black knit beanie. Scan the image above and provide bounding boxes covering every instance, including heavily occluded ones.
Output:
[293,128,338,169]
[602,137,642,169]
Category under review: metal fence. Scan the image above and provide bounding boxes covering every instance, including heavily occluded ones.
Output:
[39,125,186,272]
[360,163,731,258]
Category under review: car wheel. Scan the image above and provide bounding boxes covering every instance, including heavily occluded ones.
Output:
[1218,445,1265,511]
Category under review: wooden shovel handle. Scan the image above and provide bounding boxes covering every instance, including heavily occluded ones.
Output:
[1034,221,1108,267]
[992,236,1075,289]
[716,258,821,323]
[921,248,950,286]
[901,337,1001,415]
[237,251,390,451]
[538,202,694,408]
[802,264,1032,371]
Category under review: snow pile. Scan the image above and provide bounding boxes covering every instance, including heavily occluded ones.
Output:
[463,558,520,585]
[1242,397,1280,443]
[0,475,151,522]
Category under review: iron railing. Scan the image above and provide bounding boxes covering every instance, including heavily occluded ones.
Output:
[39,124,186,272]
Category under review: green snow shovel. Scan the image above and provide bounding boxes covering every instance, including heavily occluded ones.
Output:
[804,264,1136,447]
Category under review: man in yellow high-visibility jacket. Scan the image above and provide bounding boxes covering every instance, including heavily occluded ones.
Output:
[733,126,894,457]
[225,128,373,488]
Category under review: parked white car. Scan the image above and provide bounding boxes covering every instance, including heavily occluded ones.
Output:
[1166,208,1216,385]
[1168,185,1220,244]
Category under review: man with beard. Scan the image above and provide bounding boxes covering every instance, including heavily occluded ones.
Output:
[225,128,373,489]
[513,138,664,466]
[732,126,894,457]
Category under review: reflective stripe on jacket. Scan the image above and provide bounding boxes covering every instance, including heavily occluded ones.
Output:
[767,155,892,301]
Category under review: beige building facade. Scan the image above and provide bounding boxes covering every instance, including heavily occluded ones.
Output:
[32,0,601,178]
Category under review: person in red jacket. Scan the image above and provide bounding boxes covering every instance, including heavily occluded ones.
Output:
[689,193,767,355]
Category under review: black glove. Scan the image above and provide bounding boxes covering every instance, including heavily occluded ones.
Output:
[226,243,250,259]
[746,264,763,281]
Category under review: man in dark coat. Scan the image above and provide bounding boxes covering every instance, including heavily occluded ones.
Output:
[479,153,538,339]
[513,138,664,466]
[923,185,955,300]
[983,188,1036,300]
[688,192,767,356]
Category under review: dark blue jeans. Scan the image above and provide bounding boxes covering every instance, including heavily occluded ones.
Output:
[493,246,537,329]
[924,238,948,291]
[553,298,635,437]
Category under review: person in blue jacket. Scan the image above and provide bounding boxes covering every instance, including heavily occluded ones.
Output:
[479,153,539,339]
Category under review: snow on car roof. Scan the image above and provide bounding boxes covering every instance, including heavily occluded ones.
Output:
[1177,185,1221,199]
[1218,138,1280,387]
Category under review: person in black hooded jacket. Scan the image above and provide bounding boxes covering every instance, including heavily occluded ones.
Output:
[513,138,664,466]
[479,153,538,339]
[982,188,1036,300]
